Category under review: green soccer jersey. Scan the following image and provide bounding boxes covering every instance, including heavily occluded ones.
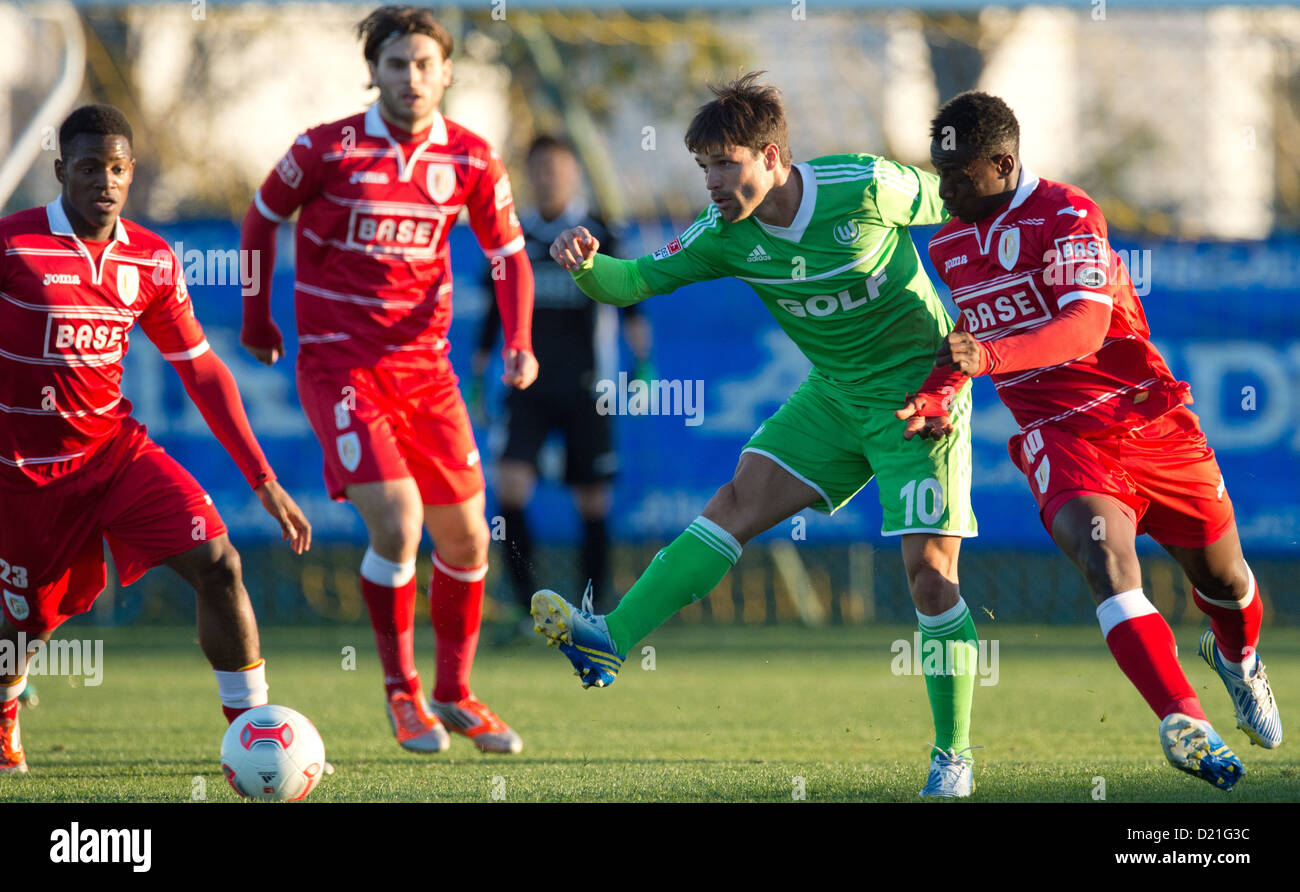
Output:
[571,153,953,408]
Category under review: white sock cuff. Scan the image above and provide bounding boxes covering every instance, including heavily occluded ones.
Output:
[215,660,269,709]
[917,596,969,629]
[1,675,27,702]
[1096,588,1158,639]
[432,552,488,582]
[1193,565,1256,610]
[360,548,417,587]
[689,516,743,565]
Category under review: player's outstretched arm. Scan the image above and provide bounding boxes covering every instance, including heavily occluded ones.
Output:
[550,227,654,308]
[239,204,284,366]
[170,351,311,553]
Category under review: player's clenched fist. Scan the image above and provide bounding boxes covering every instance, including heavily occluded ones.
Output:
[502,347,539,390]
[550,226,600,271]
[934,330,991,377]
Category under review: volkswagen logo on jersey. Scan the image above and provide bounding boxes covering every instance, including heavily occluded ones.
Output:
[997,227,1021,271]
[833,219,860,245]
[116,264,140,306]
[427,163,456,204]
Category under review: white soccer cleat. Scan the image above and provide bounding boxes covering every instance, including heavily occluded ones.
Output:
[1198,630,1282,749]
[918,745,976,799]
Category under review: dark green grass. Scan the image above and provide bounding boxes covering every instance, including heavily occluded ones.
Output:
[3,624,1298,802]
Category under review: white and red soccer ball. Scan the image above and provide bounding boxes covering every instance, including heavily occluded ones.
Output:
[221,705,326,801]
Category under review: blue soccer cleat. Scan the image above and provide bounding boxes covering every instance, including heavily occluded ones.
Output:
[531,584,624,689]
[1198,629,1282,749]
[1159,713,1244,791]
[919,744,977,799]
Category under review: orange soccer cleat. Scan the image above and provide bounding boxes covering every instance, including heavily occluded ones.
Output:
[0,709,28,775]
[429,695,523,754]
[385,689,450,753]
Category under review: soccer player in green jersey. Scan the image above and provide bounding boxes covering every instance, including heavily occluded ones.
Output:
[534,72,980,797]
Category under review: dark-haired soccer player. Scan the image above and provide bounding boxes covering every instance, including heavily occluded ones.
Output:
[473,135,651,621]
[0,104,312,775]
[903,91,1280,790]
[240,6,535,754]
[540,73,983,797]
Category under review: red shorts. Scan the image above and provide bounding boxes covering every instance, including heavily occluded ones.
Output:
[0,420,227,633]
[1008,407,1234,548]
[297,363,484,506]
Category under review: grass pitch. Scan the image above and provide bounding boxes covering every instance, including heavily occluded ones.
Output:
[4,623,1298,803]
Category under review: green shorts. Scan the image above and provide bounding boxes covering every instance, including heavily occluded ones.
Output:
[742,375,977,537]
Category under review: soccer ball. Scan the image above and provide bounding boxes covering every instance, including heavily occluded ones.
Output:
[221,705,326,801]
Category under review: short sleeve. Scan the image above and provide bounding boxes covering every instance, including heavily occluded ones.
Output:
[467,151,525,258]
[633,208,725,295]
[863,158,948,229]
[1042,195,1117,311]
[253,131,323,222]
[137,251,210,361]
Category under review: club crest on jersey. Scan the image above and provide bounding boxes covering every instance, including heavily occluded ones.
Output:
[832,219,860,245]
[336,432,362,472]
[997,228,1020,271]
[3,590,28,621]
[427,164,456,204]
[116,264,140,306]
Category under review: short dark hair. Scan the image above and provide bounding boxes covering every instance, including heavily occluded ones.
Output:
[684,71,791,166]
[526,135,576,164]
[930,91,1019,160]
[59,104,133,157]
[357,5,453,64]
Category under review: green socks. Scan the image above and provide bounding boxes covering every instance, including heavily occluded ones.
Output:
[605,516,741,655]
[918,598,978,753]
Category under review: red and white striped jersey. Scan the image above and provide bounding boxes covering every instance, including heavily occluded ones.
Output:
[253,103,525,370]
[0,200,208,488]
[928,169,1189,437]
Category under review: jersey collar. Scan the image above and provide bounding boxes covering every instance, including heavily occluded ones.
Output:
[973,165,1039,255]
[364,102,448,145]
[364,103,448,183]
[45,197,130,244]
[753,162,815,243]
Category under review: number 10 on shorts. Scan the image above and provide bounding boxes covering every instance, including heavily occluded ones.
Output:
[900,478,944,526]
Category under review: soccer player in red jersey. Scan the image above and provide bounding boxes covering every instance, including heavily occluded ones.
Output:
[898,92,1281,791]
[240,6,535,754]
[0,105,312,775]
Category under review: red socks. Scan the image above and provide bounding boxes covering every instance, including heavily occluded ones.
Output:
[1097,589,1205,721]
[359,548,420,698]
[429,552,486,703]
[1193,568,1262,669]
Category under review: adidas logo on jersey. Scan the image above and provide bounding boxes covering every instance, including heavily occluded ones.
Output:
[746,245,771,263]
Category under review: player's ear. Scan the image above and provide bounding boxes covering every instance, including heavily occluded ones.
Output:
[441,58,453,89]
[54,157,65,185]
[366,61,379,90]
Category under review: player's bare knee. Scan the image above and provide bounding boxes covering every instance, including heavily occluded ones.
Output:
[702,482,752,544]
[194,545,242,597]
[438,525,489,569]
[368,514,424,562]
[1077,540,1138,600]
[908,563,958,613]
[1192,560,1252,602]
